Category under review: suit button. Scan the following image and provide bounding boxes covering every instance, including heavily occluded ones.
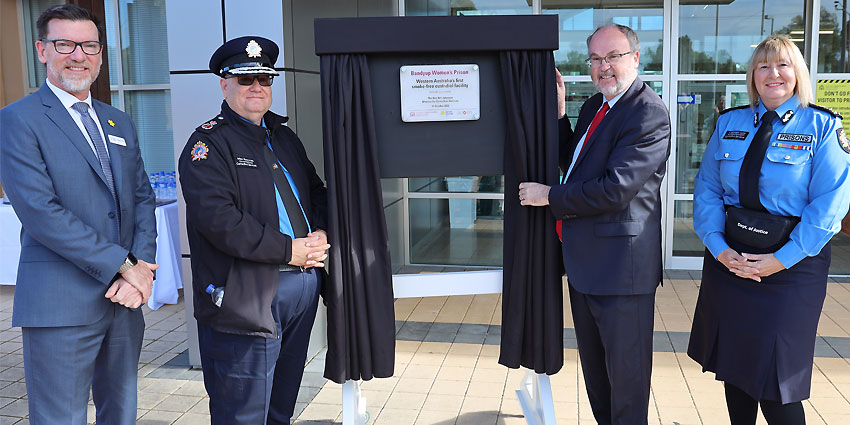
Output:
[108,212,116,219]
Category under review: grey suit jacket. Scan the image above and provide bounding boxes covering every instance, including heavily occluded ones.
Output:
[549,78,671,295]
[0,84,156,327]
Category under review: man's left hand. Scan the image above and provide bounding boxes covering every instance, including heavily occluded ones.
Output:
[105,277,145,309]
[518,182,551,206]
[304,229,329,268]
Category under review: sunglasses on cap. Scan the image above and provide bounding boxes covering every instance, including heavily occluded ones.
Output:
[232,75,274,86]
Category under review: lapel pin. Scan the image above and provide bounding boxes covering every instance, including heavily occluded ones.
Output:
[108,119,115,127]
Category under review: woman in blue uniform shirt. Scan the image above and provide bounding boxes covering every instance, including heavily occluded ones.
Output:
[688,35,850,425]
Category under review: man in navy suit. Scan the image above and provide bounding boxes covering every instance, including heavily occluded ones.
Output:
[0,5,157,424]
[519,25,671,424]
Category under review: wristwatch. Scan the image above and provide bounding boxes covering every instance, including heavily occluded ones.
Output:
[118,252,138,274]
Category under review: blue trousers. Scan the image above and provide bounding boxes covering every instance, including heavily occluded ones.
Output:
[569,284,655,425]
[199,269,321,425]
[22,304,145,425]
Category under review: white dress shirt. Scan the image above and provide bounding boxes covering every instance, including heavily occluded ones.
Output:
[564,89,627,181]
[45,78,109,158]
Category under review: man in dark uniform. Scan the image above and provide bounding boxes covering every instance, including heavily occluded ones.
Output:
[178,36,329,425]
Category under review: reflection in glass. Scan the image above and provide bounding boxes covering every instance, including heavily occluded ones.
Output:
[819,6,850,73]
[675,81,740,194]
[409,176,504,193]
[543,1,664,76]
[673,200,703,257]
[679,0,805,74]
[409,198,503,266]
[405,0,531,16]
[563,81,662,122]
[124,90,174,172]
[119,0,170,85]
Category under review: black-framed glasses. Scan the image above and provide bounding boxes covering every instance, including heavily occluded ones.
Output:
[42,39,104,55]
[233,75,274,87]
[585,51,633,68]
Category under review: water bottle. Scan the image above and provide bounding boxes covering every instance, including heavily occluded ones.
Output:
[167,174,177,199]
[149,173,158,197]
[157,172,167,199]
[205,284,224,307]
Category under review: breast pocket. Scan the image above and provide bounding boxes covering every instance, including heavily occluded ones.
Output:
[715,140,747,177]
[765,147,811,166]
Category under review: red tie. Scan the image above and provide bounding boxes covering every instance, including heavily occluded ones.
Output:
[557,102,609,241]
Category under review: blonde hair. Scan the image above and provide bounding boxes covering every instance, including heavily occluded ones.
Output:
[746,35,812,107]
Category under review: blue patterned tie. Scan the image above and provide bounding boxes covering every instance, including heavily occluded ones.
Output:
[71,102,118,205]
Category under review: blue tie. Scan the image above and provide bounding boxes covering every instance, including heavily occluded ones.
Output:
[72,102,118,205]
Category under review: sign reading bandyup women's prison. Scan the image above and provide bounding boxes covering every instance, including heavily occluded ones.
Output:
[400,64,480,122]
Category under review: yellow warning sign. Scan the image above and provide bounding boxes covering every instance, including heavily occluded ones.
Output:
[816,80,850,118]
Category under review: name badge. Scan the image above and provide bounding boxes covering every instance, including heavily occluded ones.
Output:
[107,135,126,146]
[723,131,749,140]
[235,156,257,168]
[776,133,813,144]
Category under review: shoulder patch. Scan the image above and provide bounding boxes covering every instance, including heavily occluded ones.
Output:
[718,104,752,116]
[809,104,844,120]
[195,115,227,133]
[191,141,210,161]
[838,128,850,154]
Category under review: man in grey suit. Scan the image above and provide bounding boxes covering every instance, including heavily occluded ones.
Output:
[0,5,157,424]
[519,25,671,424]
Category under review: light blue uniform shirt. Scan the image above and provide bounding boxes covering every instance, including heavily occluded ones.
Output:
[241,116,311,238]
[694,94,850,268]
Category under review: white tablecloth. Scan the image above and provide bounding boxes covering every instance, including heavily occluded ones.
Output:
[149,201,183,310]
[0,202,182,310]
[0,204,22,285]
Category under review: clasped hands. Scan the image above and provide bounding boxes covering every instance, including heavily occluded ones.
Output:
[289,229,330,268]
[105,259,159,309]
[717,248,785,282]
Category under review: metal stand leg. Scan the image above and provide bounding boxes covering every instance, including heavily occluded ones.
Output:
[342,380,368,425]
[516,370,557,425]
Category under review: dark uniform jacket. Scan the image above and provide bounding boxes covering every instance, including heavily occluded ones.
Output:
[178,101,327,338]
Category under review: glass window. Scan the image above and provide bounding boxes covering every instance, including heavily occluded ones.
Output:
[543,0,664,76]
[673,200,703,257]
[22,0,64,89]
[124,90,174,173]
[818,5,850,73]
[409,198,503,266]
[405,0,531,16]
[674,80,743,194]
[679,0,805,74]
[409,176,504,193]
[118,0,169,85]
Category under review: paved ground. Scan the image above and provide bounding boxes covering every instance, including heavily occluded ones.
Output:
[0,270,849,424]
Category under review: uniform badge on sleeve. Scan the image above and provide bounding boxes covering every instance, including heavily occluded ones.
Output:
[191,141,209,161]
[838,128,850,154]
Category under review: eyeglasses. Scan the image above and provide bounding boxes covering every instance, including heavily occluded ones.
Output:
[42,39,103,55]
[233,75,274,87]
[585,51,633,68]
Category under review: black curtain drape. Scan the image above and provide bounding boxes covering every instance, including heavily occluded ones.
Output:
[498,50,564,375]
[319,54,396,384]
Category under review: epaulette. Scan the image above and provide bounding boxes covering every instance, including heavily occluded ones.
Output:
[809,104,843,120]
[718,104,751,116]
[195,114,228,133]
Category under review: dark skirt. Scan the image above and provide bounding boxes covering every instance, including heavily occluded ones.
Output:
[687,242,830,403]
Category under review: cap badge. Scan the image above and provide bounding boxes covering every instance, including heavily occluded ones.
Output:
[246,39,262,58]
[191,141,209,161]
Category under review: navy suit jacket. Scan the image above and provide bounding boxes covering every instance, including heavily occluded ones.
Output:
[549,78,671,295]
[0,84,156,327]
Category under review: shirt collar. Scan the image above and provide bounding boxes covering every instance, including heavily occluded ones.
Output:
[45,78,93,111]
[756,94,800,124]
[603,88,627,109]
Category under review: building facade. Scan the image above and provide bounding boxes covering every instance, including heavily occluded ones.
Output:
[2,0,850,275]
